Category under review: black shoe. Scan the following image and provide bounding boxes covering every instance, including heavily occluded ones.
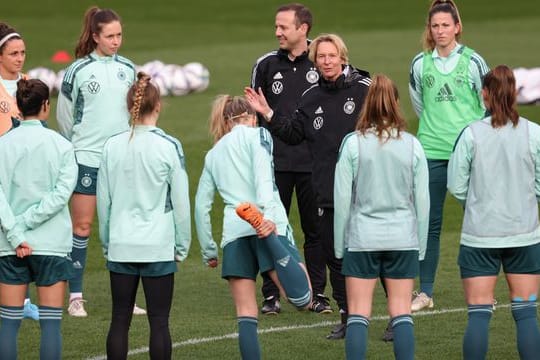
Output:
[261,296,281,315]
[326,323,346,340]
[309,294,333,314]
[382,322,393,342]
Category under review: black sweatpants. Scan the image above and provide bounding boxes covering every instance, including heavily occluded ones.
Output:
[319,207,347,312]
[107,272,174,360]
[261,171,326,298]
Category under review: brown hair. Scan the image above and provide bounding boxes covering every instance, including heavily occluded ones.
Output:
[127,72,161,139]
[308,33,348,64]
[422,0,462,51]
[482,65,519,128]
[75,6,121,58]
[16,79,49,118]
[0,22,22,54]
[276,3,313,36]
[356,74,406,141]
[209,95,256,143]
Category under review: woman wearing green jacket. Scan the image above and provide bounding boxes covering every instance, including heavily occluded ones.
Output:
[0,79,78,360]
[335,75,429,359]
[448,65,540,360]
[97,72,191,360]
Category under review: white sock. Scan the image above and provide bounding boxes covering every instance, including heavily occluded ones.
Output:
[70,293,83,301]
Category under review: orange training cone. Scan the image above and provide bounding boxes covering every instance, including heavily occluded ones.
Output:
[51,50,72,64]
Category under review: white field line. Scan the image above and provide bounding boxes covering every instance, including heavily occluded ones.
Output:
[85,303,510,360]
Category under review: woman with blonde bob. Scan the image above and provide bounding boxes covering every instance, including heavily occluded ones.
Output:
[246,33,371,339]
[448,65,540,359]
[335,74,429,359]
[195,95,311,359]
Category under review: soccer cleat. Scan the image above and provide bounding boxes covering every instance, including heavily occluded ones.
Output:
[382,322,394,342]
[309,293,333,314]
[68,297,88,317]
[411,291,434,312]
[326,323,346,340]
[261,296,281,315]
[133,304,147,315]
[236,202,263,229]
[23,301,39,321]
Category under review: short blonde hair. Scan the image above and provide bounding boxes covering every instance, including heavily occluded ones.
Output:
[308,33,349,64]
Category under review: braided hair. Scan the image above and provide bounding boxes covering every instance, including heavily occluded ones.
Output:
[126,72,160,139]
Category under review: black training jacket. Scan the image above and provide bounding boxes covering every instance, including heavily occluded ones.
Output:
[251,47,319,172]
[269,65,371,208]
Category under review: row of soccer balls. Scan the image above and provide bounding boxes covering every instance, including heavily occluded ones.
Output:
[27,60,210,97]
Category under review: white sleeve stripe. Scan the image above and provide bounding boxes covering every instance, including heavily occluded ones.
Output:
[470,53,490,76]
[301,84,318,97]
[63,58,93,84]
[359,78,372,86]
[251,51,278,88]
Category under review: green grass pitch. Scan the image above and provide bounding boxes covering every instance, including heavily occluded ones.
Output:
[3,0,540,358]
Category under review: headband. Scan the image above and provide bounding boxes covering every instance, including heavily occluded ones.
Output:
[0,33,21,48]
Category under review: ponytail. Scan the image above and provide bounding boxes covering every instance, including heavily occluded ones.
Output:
[75,7,121,58]
[482,65,519,128]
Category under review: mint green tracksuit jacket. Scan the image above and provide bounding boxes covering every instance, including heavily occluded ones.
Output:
[195,125,292,263]
[97,125,191,262]
[448,116,540,248]
[334,130,430,260]
[57,52,136,168]
[0,120,77,256]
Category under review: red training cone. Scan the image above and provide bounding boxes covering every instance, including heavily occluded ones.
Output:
[51,50,72,64]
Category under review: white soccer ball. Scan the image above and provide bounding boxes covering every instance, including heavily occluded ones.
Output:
[139,60,165,77]
[170,65,190,96]
[151,73,169,97]
[27,67,57,92]
[183,62,210,93]
[157,64,177,96]
[54,69,66,94]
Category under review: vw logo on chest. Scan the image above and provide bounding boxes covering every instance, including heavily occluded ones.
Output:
[313,116,324,130]
[88,81,101,94]
[272,81,283,94]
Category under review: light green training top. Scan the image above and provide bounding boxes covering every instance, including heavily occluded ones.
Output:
[448,116,540,248]
[97,125,191,262]
[195,125,293,263]
[0,184,23,246]
[334,130,430,260]
[409,45,488,160]
[0,120,77,256]
[57,52,136,168]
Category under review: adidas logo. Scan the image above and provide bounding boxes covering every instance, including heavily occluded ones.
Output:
[315,106,324,114]
[273,72,283,80]
[435,83,456,102]
[73,261,82,269]
[277,255,290,267]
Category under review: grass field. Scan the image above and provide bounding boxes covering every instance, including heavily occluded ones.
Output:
[4,0,540,358]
